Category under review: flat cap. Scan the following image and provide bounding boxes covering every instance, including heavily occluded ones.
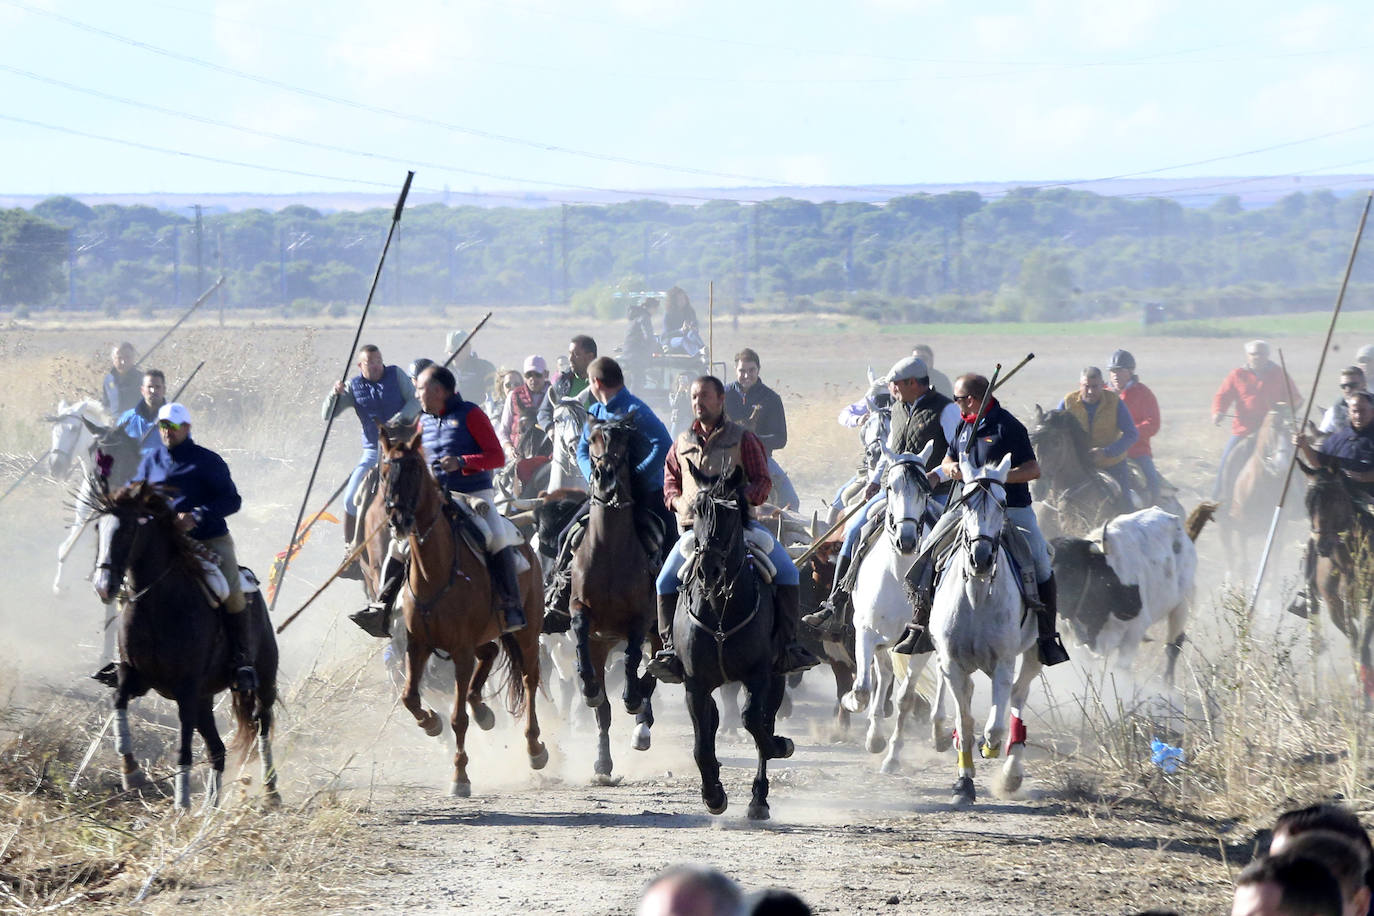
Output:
[888,355,928,383]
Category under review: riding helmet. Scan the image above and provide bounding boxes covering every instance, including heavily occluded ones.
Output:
[1107,349,1136,371]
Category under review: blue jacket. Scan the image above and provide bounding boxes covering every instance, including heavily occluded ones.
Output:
[117,401,161,457]
[420,394,501,494]
[133,436,241,540]
[576,387,672,495]
[947,402,1037,509]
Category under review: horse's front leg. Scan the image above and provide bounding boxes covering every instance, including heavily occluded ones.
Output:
[999,650,1041,798]
[571,605,605,708]
[402,636,443,738]
[841,625,879,713]
[685,682,726,814]
[53,513,89,593]
[981,660,1014,761]
[622,621,646,715]
[517,628,549,770]
[195,697,225,812]
[741,672,787,821]
[948,666,977,806]
[881,654,925,775]
[113,667,148,791]
[173,691,198,810]
[448,652,477,796]
[466,642,498,732]
[864,646,894,754]
[589,639,616,782]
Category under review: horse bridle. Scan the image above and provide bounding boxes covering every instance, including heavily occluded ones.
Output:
[684,491,759,680]
[588,428,634,509]
[96,505,169,603]
[884,457,933,544]
[956,478,1006,575]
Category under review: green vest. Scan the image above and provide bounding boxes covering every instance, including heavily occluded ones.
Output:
[889,390,953,459]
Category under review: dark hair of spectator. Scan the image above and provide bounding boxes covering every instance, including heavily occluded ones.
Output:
[1236,853,1343,916]
[694,375,725,398]
[735,347,761,368]
[571,334,598,356]
[588,357,624,389]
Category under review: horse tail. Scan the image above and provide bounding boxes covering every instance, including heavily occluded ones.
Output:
[229,687,268,764]
[1185,501,1218,542]
[497,632,528,718]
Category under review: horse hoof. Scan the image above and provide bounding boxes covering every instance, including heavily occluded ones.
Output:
[592,773,622,787]
[422,714,444,738]
[865,734,887,754]
[263,790,283,810]
[121,769,149,791]
[584,686,606,709]
[880,758,900,775]
[631,724,651,752]
[747,802,770,821]
[775,737,795,759]
[471,704,495,732]
[704,784,728,815]
[1000,771,1024,796]
[449,781,471,798]
[981,742,1001,759]
[950,776,976,806]
[530,745,550,770]
[840,690,868,714]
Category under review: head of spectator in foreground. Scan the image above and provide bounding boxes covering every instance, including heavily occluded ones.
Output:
[1232,852,1343,916]
[588,357,625,406]
[1275,831,1371,916]
[636,864,745,916]
[1271,802,1374,912]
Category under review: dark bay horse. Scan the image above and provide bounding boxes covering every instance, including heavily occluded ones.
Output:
[569,417,660,783]
[677,464,794,820]
[1297,464,1374,694]
[1030,406,1125,539]
[1219,408,1302,576]
[376,428,547,796]
[91,481,279,810]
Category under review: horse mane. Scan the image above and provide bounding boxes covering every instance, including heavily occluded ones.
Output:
[95,482,215,579]
[1032,407,1093,462]
[1304,464,1347,518]
[689,468,749,539]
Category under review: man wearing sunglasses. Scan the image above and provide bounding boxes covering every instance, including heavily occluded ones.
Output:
[1317,366,1368,437]
[97,402,255,692]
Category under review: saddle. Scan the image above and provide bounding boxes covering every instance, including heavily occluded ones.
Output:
[677,527,778,584]
[840,498,888,593]
[556,498,665,561]
[194,561,260,608]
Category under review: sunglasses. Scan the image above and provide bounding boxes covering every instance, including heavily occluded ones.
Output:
[953,394,975,402]
[157,420,185,431]
[1341,382,1362,390]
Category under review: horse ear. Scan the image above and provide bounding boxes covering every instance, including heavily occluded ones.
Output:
[378,425,392,451]
[725,463,747,491]
[993,453,1012,480]
[1034,404,1045,424]
[405,425,423,451]
[685,458,709,487]
[80,416,107,437]
[810,511,820,539]
[917,441,935,468]
[880,439,896,464]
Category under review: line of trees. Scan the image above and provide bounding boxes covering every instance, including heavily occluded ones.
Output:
[1,187,1370,322]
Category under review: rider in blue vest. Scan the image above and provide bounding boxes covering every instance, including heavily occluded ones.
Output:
[322,345,420,557]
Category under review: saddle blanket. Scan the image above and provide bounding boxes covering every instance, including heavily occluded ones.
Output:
[677,527,777,584]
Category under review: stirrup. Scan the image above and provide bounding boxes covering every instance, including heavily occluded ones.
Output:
[500,605,527,635]
[801,602,835,628]
[1038,634,1070,667]
[91,662,118,689]
[776,644,820,674]
[349,603,391,638]
[645,650,684,684]
[892,623,934,656]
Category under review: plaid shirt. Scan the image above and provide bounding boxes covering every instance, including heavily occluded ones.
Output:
[664,417,772,510]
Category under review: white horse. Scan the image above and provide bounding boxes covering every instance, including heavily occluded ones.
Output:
[547,396,590,492]
[929,454,1042,806]
[45,399,106,480]
[840,443,938,774]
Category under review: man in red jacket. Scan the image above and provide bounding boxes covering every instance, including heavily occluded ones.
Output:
[1106,349,1163,504]
[1210,339,1302,500]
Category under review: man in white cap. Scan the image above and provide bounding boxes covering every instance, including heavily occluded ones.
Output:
[804,354,957,633]
[94,402,255,692]
[499,355,550,455]
[1210,339,1302,499]
[446,329,496,401]
[1357,344,1374,383]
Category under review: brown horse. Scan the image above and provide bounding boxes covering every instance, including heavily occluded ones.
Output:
[569,417,661,784]
[375,428,547,796]
[1218,408,1303,576]
[1029,406,1125,539]
[1297,463,1374,694]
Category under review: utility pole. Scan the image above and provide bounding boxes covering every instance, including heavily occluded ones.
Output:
[67,229,76,309]
[215,227,224,325]
[194,204,205,297]
[546,227,556,305]
[172,224,182,306]
[561,203,570,307]
[279,229,287,306]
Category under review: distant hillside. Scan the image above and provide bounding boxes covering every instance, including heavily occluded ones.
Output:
[1,174,1370,215]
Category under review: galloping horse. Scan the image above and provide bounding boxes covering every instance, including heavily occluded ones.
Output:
[676,464,794,820]
[375,428,547,796]
[840,443,939,774]
[568,417,660,783]
[1029,406,1125,539]
[929,454,1042,805]
[91,481,279,810]
[1297,464,1374,692]
[1218,407,1301,576]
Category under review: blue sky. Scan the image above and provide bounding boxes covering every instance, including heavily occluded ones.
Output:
[2,0,1373,199]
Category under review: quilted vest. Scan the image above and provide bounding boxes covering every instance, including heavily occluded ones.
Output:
[349,366,407,448]
[674,419,746,530]
[1063,389,1127,467]
[889,390,953,459]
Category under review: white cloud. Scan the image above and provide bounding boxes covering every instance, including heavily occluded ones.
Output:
[1271,4,1341,50]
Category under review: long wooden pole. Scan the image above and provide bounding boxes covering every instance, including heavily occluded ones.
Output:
[138,276,225,366]
[1247,190,1372,614]
[439,311,494,370]
[275,514,390,635]
[269,171,414,614]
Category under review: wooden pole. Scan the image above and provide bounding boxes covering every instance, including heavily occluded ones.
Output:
[269,171,414,614]
[439,311,494,369]
[275,514,390,635]
[1247,190,1372,614]
[138,276,225,365]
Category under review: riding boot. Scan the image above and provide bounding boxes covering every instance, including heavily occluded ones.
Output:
[645,592,685,684]
[351,555,404,638]
[892,558,936,655]
[223,610,259,693]
[774,585,821,674]
[801,552,853,634]
[491,547,527,634]
[91,662,118,688]
[338,513,364,581]
[542,559,573,634]
[1035,575,1071,667]
[343,512,357,546]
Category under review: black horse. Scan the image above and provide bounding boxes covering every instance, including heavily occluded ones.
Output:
[676,463,794,821]
[92,481,280,810]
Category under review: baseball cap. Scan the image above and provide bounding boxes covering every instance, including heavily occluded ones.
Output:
[157,402,192,426]
[888,355,928,383]
[1357,344,1374,362]
[446,330,468,354]
[523,355,548,375]
[1245,339,1271,357]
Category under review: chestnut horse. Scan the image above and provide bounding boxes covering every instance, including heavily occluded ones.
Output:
[1219,408,1303,577]
[569,417,661,784]
[375,428,547,796]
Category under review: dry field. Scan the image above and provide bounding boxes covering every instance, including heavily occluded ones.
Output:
[2,305,1373,913]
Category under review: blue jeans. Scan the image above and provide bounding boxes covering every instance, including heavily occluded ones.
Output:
[768,456,799,510]
[657,521,799,595]
[1005,505,1052,584]
[1213,433,1247,500]
[344,446,379,518]
[1132,455,1163,500]
[839,489,949,560]
[1102,460,1137,512]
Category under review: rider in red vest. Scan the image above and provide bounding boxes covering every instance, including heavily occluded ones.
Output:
[1210,340,1302,499]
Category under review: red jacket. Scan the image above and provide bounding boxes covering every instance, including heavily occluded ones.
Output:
[1211,363,1302,437]
[1111,379,1161,459]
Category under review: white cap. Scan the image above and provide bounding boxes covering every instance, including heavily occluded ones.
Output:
[1245,339,1270,357]
[157,402,192,426]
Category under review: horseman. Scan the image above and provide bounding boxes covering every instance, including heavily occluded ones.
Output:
[644,375,820,684]
[891,373,1070,666]
[803,355,957,634]
[115,369,167,459]
[94,402,254,691]
[499,355,551,457]
[537,335,596,431]
[1105,350,1163,504]
[447,330,496,405]
[912,344,953,396]
[1317,366,1367,437]
[1296,390,1374,494]
[352,364,526,638]
[725,347,798,510]
[541,357,676,631]
[321,345,421,555]
[1211,339,1302,500]
[1057,365,1138,514]
[101,342,142,418]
